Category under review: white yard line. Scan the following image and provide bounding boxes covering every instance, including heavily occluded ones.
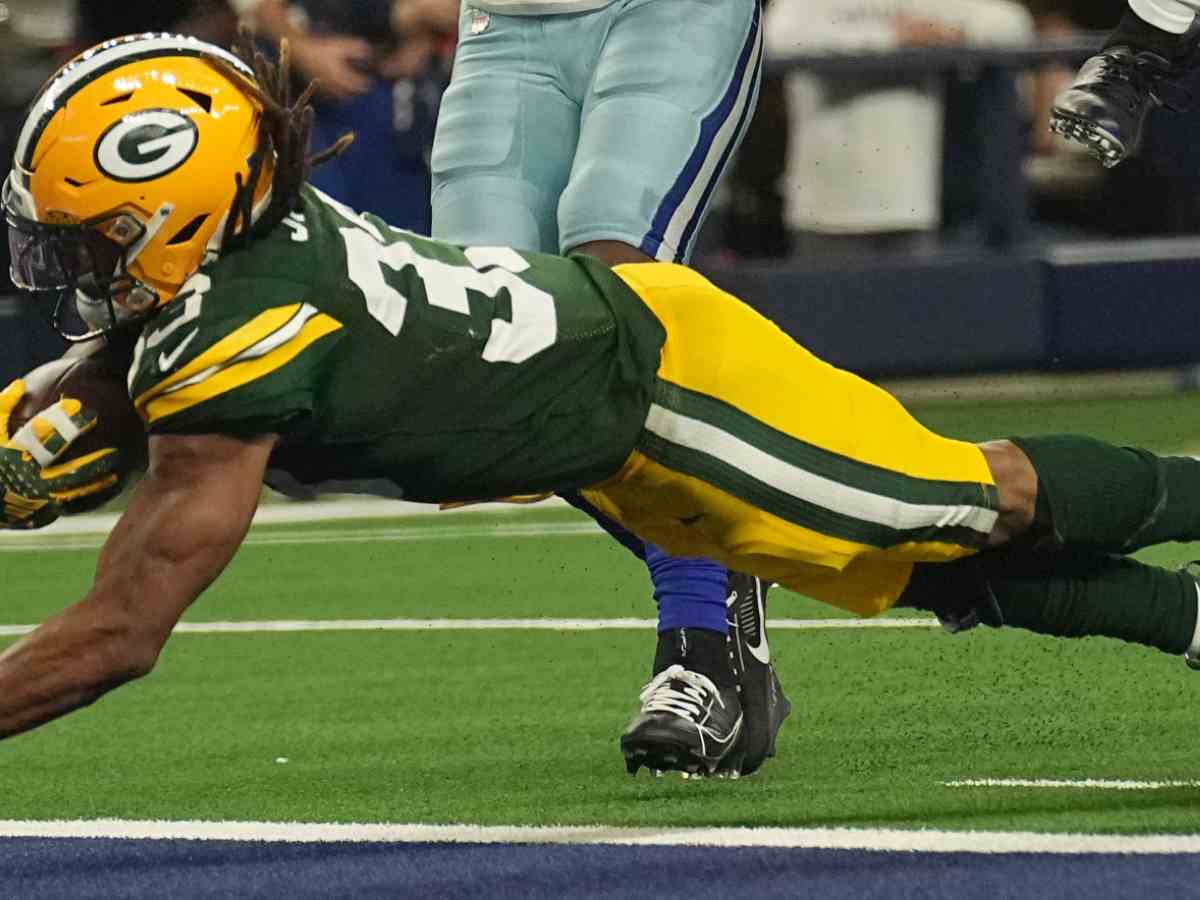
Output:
[0,521,603,552]
[0,616,941,637]
[0,819,1198,853]
[881,367,1191,406]
[0,496,572,540]
[944,778,1200,791]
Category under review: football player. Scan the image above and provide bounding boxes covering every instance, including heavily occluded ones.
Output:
[5,36,1200,756]
[1051,1,1199,166]
[429,0,789,778]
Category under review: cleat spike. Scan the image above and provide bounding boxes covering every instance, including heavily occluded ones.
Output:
[619,660,747,777]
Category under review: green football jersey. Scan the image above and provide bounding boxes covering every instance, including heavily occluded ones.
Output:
[127,186,666,502]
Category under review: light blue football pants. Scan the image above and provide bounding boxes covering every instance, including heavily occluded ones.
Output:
[431,0,763,635]
[431,0,762,262]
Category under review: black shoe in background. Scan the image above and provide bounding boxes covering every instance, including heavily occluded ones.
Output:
[1051,46,1187,167]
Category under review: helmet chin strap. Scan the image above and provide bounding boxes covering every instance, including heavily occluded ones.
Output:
[56,289,117,343]
[63,283,157,342]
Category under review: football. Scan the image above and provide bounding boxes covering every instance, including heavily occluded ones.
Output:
[8,350,149,504]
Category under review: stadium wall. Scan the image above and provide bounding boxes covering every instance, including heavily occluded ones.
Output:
[705,240,1200,378]
[2,240,1199,385]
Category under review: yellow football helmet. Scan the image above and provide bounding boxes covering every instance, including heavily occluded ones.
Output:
[3,34,276,339]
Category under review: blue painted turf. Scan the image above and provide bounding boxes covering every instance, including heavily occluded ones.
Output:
[3,839,1199,899]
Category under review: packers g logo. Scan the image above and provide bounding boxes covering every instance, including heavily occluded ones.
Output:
[94,109,199,183]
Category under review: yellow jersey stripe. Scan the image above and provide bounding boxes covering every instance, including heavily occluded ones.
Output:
[134,303,304,413]
[136,305,343,425]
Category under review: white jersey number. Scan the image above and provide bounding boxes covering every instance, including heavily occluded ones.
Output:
[328,193,557,364]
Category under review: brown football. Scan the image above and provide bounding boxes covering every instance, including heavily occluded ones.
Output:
[9,351,149,503]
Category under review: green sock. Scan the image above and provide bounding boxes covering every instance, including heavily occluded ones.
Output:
[980,549,1197,654]
[1011,435,1200,551]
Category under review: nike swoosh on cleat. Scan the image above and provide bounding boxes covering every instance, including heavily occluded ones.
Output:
[743,580,770,665]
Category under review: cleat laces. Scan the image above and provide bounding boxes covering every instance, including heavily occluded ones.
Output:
[637,664,724,723]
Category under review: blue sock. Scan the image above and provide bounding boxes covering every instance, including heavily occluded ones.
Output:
[645,544,730,635]
[559,493,730,635]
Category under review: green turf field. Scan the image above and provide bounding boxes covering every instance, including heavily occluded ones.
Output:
[3,393,1200,834]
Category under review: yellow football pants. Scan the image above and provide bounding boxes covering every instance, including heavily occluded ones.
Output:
[580,263,999,617]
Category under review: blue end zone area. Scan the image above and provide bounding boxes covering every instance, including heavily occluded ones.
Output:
[5,839,1200,899]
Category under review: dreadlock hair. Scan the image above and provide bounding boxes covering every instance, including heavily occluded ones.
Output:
[210,30,355,253]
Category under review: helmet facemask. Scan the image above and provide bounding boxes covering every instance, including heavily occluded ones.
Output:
[4,172,172,341]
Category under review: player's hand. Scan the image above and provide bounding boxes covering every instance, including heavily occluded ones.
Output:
[290,34,374,101]
[0,380,121,529]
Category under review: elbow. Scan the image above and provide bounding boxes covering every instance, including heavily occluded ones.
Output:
[96,620,165,685]
[118,641,161,683]
[117,626,165,682]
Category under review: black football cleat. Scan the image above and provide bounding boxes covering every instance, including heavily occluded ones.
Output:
[720,573,791,777]
[1181,563,1200,671]
[621,664,743,776]
[1050,46,1186,167]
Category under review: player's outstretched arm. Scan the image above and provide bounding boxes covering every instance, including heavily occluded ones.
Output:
[0,431,276,740]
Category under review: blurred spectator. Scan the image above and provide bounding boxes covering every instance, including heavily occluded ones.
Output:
[77,0,237,47]
[0,2,81,377]
[243,0,458,234]
[765,0,1033,256]
[0,1,74,164]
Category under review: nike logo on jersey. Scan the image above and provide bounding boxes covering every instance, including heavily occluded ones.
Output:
[159,328,198,372]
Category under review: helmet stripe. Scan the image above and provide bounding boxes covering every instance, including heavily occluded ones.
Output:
[16,33,255,172]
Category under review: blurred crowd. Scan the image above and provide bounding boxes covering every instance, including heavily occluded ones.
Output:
[0,0,1195,276]
[724,0,1200,259]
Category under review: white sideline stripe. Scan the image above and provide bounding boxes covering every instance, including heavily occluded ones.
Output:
[0,617,941,638]
[0,496,573,539]
[0,521,603,553]
[944,779,1200,791]
[2,820,1200,854]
